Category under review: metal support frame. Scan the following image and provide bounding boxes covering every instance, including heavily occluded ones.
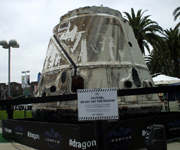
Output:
[8,46,11,97]
[95,120,107,150]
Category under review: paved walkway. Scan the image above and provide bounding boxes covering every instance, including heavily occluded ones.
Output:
[0,123,36,150]
[0,142,37,150]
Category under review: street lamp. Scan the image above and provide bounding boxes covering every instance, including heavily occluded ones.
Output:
[0,39,20,98]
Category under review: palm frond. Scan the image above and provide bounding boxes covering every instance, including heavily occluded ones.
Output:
[173,7,180,20]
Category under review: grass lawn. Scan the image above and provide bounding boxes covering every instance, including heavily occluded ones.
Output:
[0,110,33,143]
[0,110,33,120]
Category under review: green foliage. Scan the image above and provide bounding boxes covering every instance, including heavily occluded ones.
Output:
[162,27,180,77]
[124,8,180,78]
[173,6,180,21]
[145,26,180,77]
[173,6,180,28]
[144,48,173,75]
[123,8,162,55]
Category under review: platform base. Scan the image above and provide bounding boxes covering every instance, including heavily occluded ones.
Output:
[2,112,180,150]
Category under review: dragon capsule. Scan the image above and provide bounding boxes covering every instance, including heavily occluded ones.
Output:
[32,6,161,122]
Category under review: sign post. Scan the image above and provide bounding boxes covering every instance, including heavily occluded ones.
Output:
[77,88,119,150]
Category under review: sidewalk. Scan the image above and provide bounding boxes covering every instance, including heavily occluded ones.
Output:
[0,122,36,150]
[0,141,37,150]
[139,141,180,150]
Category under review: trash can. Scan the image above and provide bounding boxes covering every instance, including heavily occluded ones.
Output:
[145,124,167,150]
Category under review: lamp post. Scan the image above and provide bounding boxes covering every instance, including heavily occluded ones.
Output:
[0,40,20,98]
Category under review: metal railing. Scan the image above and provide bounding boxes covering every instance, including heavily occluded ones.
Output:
[0,85,180,106]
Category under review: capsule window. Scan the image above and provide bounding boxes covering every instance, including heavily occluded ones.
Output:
[50,86,56,93]
[132,68,141,87]
[124,80,132,88]
[61,71,67,84]
[128,42,132,47]
[71,76,84,92]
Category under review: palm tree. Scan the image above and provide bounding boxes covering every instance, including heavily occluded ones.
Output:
[123,8,162,55]
[162,26,180,78]
[173,6,180,27]
[146,26,180,78]
[144,48,173,75]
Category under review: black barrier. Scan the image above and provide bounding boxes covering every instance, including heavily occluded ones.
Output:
[1,85,180,107]
[2,112,180,150]
[1,85,180,150]
[94,120,106,150]
[0,94,77,106]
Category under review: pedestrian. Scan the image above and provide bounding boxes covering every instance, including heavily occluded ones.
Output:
[159,93,164,102]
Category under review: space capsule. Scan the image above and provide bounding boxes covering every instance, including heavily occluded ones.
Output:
[32,6,161,122]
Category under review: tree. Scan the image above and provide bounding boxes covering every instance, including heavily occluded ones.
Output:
[144,8,180,77]
[145,26,180,78]
[173,6,180,27]
[123,8,162,55]
[144,48,173,76]
[162,26,180,77]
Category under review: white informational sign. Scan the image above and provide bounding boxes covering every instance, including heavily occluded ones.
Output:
[77,88,119,121]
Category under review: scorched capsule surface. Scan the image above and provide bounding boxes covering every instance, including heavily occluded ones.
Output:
[32,6,161,122]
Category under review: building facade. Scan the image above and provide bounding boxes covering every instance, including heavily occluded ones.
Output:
[0,81,38,99]
[0,83,8,100]
[30,81,38,97]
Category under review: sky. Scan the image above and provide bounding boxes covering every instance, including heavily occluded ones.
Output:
[0,0,179,84]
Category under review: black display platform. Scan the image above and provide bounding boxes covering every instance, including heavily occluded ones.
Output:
[2,112,180,150]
